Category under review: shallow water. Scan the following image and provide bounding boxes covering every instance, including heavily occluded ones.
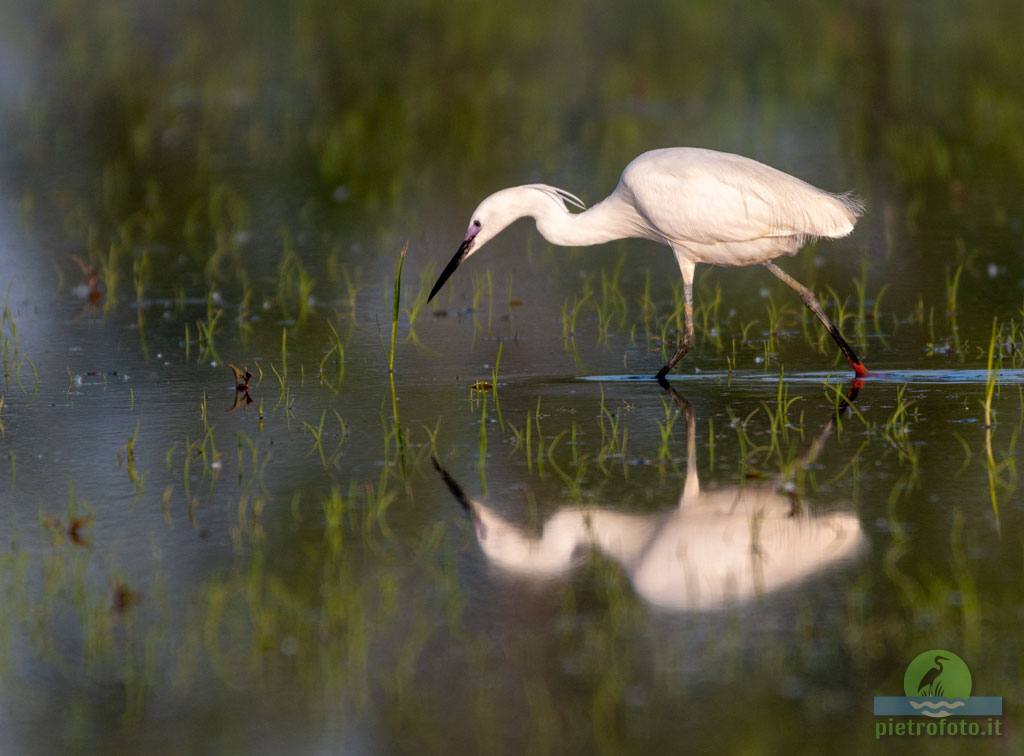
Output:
[0,2,1023,754]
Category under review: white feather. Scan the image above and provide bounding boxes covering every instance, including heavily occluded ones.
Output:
[526,183,588,211]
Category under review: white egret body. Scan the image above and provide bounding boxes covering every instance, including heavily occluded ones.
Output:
[429,147,868,378]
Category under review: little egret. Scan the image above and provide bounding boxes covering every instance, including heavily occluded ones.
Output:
[428,147,869,378]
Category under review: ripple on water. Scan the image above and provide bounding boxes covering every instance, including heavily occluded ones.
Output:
[579,369,1024,385]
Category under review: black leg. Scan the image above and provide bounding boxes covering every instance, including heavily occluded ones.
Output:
[656,278,695,380]
[764,262,868,377]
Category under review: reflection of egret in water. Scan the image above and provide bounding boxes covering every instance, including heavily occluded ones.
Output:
[433,381,866,611]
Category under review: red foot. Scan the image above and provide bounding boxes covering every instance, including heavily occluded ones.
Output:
[851,361,869,378]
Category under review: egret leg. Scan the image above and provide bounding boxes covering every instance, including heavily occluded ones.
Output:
[657,380,700,505]
[656,257,695,380]
[764,262,868,377]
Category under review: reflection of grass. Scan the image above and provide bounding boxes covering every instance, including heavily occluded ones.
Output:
[762,370,801,459]
[319,320,346,392]
[490,342,504,430]
[822,381,869,432]
[118,421,145,495]
[983,425,1015,526]
[477,393,488,490]
[133,249,150,356]
[656,397,678,464]
[982,321,1013,525]
[1,300,22,384]
[303,410,328,467]
[983,317,1000,428]
[597,387,629,476]
[882,385,919,468]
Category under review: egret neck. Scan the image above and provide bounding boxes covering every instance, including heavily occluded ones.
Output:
[530,190,652,248]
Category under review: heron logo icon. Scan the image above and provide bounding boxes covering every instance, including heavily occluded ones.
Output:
[902,650,972,716]
[873,649,1002,721]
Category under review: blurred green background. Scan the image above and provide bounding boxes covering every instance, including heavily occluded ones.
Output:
[2,0,1023,298]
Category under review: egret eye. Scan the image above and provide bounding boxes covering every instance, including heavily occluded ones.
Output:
[473,220,481,228]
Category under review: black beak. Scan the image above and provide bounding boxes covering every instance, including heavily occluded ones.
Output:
[430,455,486,536]
[428,238,473,303]
[431,456,471,513]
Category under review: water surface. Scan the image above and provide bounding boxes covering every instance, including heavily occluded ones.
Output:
[0,2,1022,753]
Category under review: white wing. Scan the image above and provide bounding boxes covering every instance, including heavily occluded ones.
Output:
[620,148,862,245]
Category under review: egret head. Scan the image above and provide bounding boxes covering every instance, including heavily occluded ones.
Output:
[427,188,533,302]
[428,185,584,302]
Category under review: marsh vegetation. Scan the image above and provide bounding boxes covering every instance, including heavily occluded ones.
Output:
[0,1,1022,753]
